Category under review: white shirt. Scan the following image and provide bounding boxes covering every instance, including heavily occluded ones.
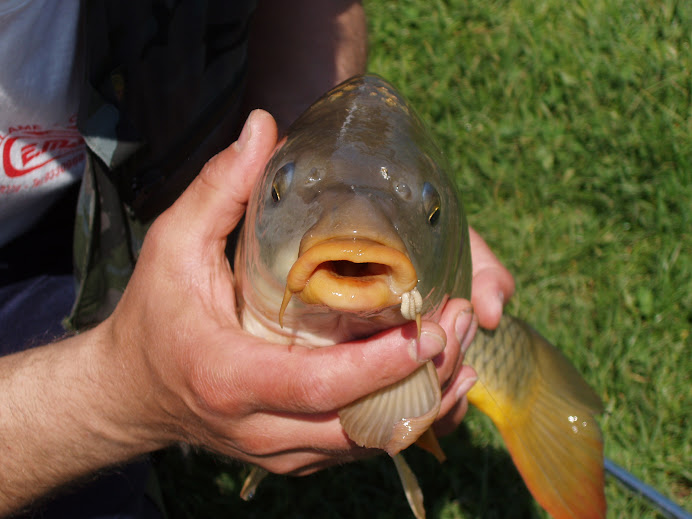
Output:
[0,0,85,247]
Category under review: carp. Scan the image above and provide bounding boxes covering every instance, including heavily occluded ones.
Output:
[233,74,605,519]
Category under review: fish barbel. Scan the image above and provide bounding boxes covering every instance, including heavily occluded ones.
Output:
[233,75,605,519]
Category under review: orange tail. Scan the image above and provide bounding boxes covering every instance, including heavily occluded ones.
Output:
[467,316,605,519]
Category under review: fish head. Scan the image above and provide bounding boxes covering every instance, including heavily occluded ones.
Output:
[235,75,471,346]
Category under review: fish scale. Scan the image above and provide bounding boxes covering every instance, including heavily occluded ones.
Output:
[466,316,534,403]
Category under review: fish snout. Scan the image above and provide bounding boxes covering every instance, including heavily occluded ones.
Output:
[279,237,419,325]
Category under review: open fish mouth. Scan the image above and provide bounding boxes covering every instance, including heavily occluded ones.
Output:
[279,236,421,325]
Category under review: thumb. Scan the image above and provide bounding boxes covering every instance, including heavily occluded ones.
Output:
[167,110,279,242]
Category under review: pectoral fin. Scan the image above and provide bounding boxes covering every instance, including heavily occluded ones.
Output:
[339,361,441,519]
[468,317,605,519]
[339,362,441,456]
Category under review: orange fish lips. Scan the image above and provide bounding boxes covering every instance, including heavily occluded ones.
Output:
[279,237,419,325]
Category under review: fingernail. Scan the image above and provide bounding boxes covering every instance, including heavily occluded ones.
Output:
[410,329,446,363]
[455,376,478,400]
[234,111,255,151]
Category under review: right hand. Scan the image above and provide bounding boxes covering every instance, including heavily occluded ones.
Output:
[97,110,472,475]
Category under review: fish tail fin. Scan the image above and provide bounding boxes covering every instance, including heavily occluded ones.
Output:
[467,316,606,519]
[240,466,269,501]
[392,453,426,519]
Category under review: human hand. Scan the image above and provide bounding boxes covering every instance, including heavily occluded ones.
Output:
[94,110,477,476]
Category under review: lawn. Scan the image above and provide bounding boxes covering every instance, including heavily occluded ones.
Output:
[158,0,691,517]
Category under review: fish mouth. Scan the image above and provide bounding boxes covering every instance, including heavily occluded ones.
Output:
[279,237,419,324]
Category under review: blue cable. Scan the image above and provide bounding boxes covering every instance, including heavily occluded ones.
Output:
[605,457,692,519]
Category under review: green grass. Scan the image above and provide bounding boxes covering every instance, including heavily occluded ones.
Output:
[158,0,691,517]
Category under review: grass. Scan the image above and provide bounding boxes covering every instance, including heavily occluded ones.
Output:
[157,0,691,517]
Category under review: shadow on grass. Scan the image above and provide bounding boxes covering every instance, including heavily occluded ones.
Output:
[155,423,542,519]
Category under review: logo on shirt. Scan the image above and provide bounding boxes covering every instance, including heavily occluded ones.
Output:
[2,124,84,177]
[0,120,85,193]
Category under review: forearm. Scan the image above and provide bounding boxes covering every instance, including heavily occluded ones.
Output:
[0,325,166,514]
[243,0,368,132]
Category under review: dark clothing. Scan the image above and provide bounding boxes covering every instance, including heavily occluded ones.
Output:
[0,184,77,289]
[0,275,75,355]
[11,460,157,519]
[1,0,256,516]
[69,0,256,329]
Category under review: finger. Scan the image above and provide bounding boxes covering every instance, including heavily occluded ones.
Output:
[432,298,474,389]
[213,410,352,458]
[166,109,278,243]
[434,364,477,437]
[235,442,370,476]
[284,452,370,477]
[212,321,448,416]
[469,227,515,329]
[434,395,470,438]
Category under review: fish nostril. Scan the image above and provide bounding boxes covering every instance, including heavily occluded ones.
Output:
[326,261,388,278]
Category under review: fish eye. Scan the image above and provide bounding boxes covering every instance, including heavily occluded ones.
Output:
[271,162,294,203]
[422,182,441,226]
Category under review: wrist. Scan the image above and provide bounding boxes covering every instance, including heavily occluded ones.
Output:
[84,318,177,455]
[0,323,171,513]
